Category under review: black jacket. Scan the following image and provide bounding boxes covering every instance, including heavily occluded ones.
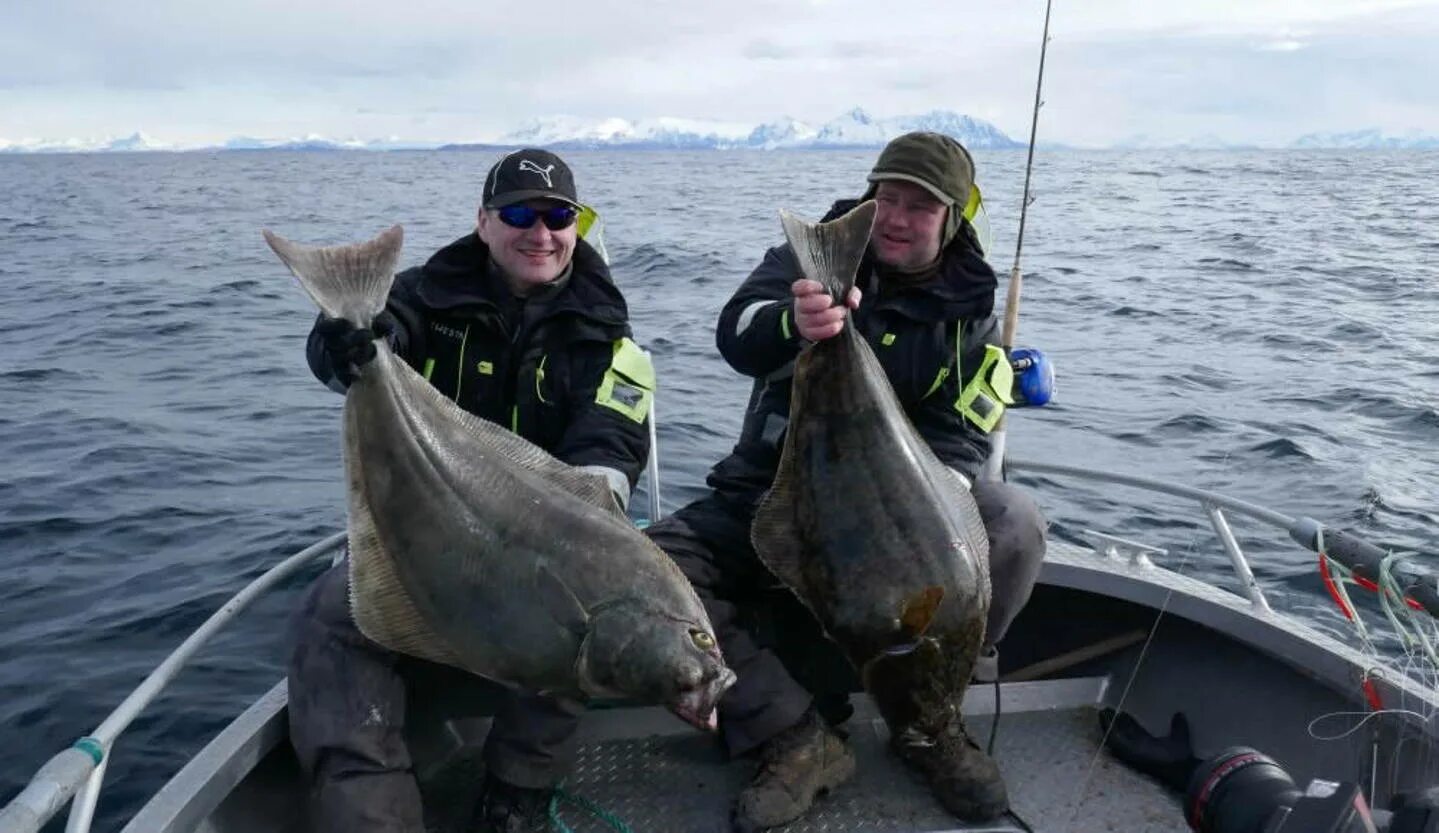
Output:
[307,233,651,492]
[706,199,1001,505]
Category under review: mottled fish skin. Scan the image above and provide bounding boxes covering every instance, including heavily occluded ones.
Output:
[751,202,991,736]
[264,225,734,730]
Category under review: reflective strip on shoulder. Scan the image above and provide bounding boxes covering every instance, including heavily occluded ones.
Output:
[595,338,654,423]
[955,343,1014,433]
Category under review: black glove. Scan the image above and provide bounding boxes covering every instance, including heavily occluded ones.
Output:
[1391,789,1439,833]
[1098,709,1201,794]
[316,311,396,388]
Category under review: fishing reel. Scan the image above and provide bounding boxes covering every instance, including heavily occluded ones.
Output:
[1185,747,1438,833]
[1099,709,1439,833]
[1008,347,1053,407]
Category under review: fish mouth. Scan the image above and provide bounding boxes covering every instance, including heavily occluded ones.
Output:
[668,667,737,732]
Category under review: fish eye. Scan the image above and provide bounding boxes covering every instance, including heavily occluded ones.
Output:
[690,630,715,650]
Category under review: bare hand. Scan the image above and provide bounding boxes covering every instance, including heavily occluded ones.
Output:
[792,280,861,342]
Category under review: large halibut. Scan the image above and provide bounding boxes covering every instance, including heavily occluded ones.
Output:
[750,202,991,736]
[265,225,733,729]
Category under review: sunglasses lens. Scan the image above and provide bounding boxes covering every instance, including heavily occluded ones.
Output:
[497,205,578,231]
[541,207,578,230]
[498,205,538,228]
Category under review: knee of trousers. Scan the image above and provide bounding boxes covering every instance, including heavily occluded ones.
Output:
[972,481,1048,646]
[973,481,1048,567]
[644,507,735,594]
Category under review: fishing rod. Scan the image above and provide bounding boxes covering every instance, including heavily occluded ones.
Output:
[981,0,1054,483]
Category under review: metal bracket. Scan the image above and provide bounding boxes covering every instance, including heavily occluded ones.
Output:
[1081,529,1167,568]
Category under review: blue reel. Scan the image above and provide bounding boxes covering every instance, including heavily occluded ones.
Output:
[1009,347,1054,407]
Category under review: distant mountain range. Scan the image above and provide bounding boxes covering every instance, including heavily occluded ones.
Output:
[1289,129,1439,150]
[2,112,1436,153]
[453,108,1026,151]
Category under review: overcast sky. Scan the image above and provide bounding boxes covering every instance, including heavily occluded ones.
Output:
[2,0,1436,147]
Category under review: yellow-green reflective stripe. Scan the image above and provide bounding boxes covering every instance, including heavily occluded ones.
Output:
[955,343,1015,432]
[780,307,792,341]
[610,338,655,389]
[881,333,896,346]
[577,205,599,238]
[511,404,518,432]
[923,321,964,401]
[532,355,546,402]
[422,358,436,381]
[923,367,949,400]
[454,324,471,402]
[595,338,654,423]
[963,184,983,223]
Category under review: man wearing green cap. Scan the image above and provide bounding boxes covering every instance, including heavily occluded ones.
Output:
[645,131,1047,830]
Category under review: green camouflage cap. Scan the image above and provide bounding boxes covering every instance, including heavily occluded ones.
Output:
[866,131,975,206]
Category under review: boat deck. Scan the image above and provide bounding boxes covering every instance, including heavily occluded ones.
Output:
[417,678,1186,833]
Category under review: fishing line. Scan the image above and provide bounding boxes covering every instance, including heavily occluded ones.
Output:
[1068,533,1202,829]
[1306,707,1434,741]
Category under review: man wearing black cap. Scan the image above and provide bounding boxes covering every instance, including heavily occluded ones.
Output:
[644,132,1048,830]
[287,148,656,833]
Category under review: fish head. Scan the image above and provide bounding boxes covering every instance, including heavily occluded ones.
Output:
[577,601,735,732]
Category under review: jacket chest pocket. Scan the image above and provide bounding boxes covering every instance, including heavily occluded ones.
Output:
[419,320,510,425]
[866,319,951,405]
[508,347,564,441]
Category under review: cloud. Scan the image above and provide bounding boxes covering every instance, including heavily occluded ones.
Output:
[0,0,1436,145]
[743,39,797,61]
[1256,39,1307,51]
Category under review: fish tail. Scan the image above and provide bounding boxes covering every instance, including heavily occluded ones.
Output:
[778,200,877,301]
[262,225,403,327]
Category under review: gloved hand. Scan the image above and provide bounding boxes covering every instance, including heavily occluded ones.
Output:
[1009,346,1054,407]
[316,311,396,388]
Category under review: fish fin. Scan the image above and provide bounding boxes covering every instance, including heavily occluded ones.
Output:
[346,476,461,666]
[263,225,402,328]
[900,586,945,639]
[750,443,808,594]
[536,563,590,637]
[779,200,877,300]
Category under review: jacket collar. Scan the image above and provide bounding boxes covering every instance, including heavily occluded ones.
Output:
[413,233,629,327]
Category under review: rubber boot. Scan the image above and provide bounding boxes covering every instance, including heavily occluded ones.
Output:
[892,721,1009,822]
[471,773,553,833]
[732,708,856,832]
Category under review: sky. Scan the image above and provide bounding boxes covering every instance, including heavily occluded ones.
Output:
[2,0,1437,147]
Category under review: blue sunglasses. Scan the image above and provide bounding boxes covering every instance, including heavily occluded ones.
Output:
[497,204,579,231]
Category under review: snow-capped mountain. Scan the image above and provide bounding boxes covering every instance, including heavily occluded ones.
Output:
[809,107,890,147]
[802,108,1024,150]
[8,115,1435,154]
[494,108,1024,150]
[501,115,752,149]
[0,132,177,153]
[1290,129,1439,149]
[746,117,819,149]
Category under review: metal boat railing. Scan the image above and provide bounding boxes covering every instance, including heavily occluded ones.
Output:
[1006,460,1438,619]
[1,457,1431,833]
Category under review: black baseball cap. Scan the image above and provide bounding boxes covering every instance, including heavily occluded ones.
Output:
[482,148,580,209]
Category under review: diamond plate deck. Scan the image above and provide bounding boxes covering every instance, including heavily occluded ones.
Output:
[421,699,1186,833]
